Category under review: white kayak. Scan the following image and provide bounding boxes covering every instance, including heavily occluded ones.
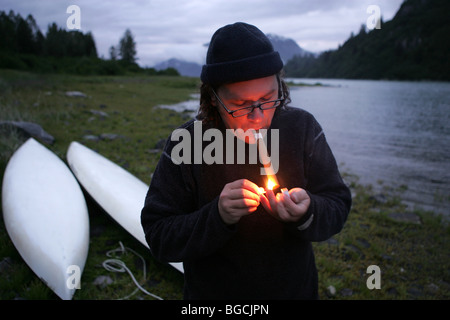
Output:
[66,141,184,273]
[1,138,89,300]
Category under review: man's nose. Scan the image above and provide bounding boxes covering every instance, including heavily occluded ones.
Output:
[247,106,264,122]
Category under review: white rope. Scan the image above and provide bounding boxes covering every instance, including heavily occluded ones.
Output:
[102,241,163,300]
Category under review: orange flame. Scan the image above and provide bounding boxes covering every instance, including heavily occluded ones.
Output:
[266,176,279,191]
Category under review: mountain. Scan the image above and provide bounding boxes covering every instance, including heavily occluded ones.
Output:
[153,58,202,77]
[266,34,315,63]
[285,0,450,80]
[155,34,311,77]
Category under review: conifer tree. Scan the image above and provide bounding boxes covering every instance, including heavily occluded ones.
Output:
[119,29,137,64]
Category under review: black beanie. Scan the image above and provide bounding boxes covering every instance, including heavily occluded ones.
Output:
[201,22,283,86]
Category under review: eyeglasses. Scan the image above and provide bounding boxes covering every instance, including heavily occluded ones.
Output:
[212,88,285,118]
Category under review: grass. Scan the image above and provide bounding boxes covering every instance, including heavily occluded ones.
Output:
[0,69,449,300]
[314,173,449,299]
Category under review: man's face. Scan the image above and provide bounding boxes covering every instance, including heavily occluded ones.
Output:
[215,75,278,144]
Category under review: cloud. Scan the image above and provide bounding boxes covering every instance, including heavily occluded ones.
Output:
[2,0,403,66]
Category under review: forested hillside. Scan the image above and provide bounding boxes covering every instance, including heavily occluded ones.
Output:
[0,10,177,75]
[285,0,450,80]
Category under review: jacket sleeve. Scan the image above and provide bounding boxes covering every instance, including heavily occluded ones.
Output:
[141,142,235,263]
[289,117,352,241]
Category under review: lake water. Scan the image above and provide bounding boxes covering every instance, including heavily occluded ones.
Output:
[288,78,450,218]
[159,79,450,219]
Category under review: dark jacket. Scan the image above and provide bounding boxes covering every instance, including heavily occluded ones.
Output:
[141,106,352,299]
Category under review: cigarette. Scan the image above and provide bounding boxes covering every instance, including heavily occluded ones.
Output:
[254,130,280,191]
[253,132,264,140]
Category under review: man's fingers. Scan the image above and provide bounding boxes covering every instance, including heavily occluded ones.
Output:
[229,179,261,195]
[228,198,259,209]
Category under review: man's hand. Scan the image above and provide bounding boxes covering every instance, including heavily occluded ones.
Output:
[260,188,311,222]
[218,179,262,225]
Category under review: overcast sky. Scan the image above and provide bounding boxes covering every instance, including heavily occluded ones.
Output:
[3,0,404,67]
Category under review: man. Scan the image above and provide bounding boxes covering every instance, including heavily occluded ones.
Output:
[141,22,352,299]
